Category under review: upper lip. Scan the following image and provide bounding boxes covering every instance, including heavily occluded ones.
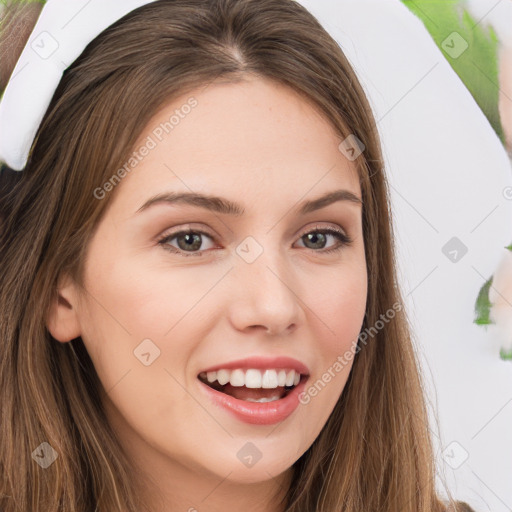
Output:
[199,356,310,376]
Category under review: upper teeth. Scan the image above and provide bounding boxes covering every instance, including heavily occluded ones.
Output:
[199,368,301,388]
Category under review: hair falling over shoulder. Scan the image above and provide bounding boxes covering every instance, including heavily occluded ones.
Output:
[0,1,476,511]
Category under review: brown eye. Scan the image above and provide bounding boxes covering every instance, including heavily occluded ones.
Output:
[158,230,215,257]
[157,226,352,258]
[296,228,352,254]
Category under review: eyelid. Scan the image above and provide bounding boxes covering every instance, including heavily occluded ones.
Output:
[156,221,352,256]
[156,223,216,241]
[157,220,348,237]
[297,222,348,238]
[157,222,348,242]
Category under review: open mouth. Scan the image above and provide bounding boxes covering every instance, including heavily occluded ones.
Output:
[197,371,305,403]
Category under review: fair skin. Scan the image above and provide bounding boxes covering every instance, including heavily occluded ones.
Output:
[47,76,367,512]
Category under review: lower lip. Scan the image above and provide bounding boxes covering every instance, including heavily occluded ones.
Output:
[198,376,308,425]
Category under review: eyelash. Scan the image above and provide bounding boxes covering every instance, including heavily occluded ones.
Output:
[157,225,353,258]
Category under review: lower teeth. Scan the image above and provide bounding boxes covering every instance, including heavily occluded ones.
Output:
[244,396,282,403]
[199,377,294,402]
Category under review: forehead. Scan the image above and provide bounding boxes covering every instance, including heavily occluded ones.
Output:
[112,76,361,211]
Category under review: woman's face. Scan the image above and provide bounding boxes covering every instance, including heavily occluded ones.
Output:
[52,76,367,504]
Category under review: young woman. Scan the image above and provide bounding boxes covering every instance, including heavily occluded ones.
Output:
[0,0,477,510]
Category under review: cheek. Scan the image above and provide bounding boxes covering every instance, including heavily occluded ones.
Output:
[77,255,196,433]
[77,247,217,400]
[82,247,190,339]
[308,261,367,352]
[296,262,366,422]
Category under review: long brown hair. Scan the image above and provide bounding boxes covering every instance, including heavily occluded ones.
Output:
[0,0,472,510]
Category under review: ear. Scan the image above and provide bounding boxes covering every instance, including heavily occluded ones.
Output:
[46,273,82,343]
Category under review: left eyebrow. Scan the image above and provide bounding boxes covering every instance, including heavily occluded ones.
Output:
[136,189,363,216]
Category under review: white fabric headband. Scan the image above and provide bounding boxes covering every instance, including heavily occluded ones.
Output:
[0,0,160,171]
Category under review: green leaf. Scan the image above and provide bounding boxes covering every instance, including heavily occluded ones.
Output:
[401,0,505,145]
[0,1,46,5]
[499,347,512,361]
[474,275,494,325]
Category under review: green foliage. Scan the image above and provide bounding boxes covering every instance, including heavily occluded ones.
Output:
[0,1,46,5]
[474,275,493,326]
[402,1,511,354]
[401,0,505,144]
[500,347,512,360]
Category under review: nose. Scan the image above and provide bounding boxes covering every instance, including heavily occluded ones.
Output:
[227,252,302,337]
